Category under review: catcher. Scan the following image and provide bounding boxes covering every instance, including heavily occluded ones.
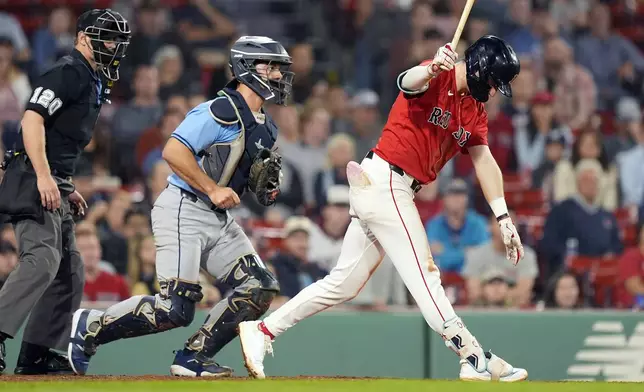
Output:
[67,36,293,377]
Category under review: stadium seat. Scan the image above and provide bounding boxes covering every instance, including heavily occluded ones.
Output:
[441,271,468,306]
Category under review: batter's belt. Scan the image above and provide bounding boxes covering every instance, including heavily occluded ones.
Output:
[365,150,422,193]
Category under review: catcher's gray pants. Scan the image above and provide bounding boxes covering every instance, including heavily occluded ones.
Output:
[100,184,257,334]
[0,197,83,351]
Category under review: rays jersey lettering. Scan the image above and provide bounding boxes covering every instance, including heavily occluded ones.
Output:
[427,107,452,129]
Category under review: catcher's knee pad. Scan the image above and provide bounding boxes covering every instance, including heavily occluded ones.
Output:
[166,280,204,327]
[443,317,486,372]
[185,254,278,357]
[94,282,203,345]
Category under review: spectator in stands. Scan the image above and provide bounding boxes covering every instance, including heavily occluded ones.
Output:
[0,12,30,63]
[616,118,644,208]
[472,269,513,308]
[606,96,641,162]
[309,185,351,271]
[270,217,327,299]
[291,104,331,206]
[110,65,163,183]
[123,207,152,240]
[513,91,556,172]
[128,235,159,296]
[532,129,567,197]
[0,37,31,132]
[348,89,382,159]
[326,85,352,134]
[415,181,443,225]
[85,190,133,275]
[289,41,323,105]
[541,159,623,278]
[314,133,354,210]
[31,6,74,75]
[166,94,190,116]
[0,241,17,291]
[553,130,618,211]
[173,0,236,51]
[501,0,540,58]
[542,37,596,131]
[616,226,644,308]
[122,0,196,95]
[136,109,184,177]
[575,2,644,109]
[464,214,539,307]
[78,224,129,302]
[503,67,536,170]
[544,270,583,309]
[548,0,590,37]
[145,160,171,207]
[426,179,490,273]
[153,45,202,101]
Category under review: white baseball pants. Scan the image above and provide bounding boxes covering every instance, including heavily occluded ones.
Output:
[263,152,458,336]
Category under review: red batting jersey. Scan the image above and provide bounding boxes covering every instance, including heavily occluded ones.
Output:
[374,62,488,184]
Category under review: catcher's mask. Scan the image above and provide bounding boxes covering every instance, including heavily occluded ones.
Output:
[228,36,294,106]
[77,9,131,81]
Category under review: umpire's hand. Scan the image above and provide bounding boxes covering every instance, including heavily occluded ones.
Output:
[208,186,240,210]
[37,173,61,211]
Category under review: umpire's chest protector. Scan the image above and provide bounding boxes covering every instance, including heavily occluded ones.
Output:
[201,88,278,196]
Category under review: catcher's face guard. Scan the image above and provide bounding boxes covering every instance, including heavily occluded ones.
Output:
[234,59,294,105]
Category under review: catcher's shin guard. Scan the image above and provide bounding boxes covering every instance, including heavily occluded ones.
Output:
[91,281,203,347]
[443,317,486,372]
[184,254,279,357]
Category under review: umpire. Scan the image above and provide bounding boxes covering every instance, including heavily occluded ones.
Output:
[0,9,130,374]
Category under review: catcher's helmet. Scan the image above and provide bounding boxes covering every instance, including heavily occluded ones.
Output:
[228,36,294,105]
[77,9,131,81]
[464,35,520,103]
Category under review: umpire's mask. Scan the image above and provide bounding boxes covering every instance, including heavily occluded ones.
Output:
[77,9,131,81]
[228,36,294,106]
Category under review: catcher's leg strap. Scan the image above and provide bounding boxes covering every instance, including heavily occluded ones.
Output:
[185,254,279,357]
[93,280,203,346]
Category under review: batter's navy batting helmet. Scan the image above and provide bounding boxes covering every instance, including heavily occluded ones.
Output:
[77,9,131,81]
[228,36,294,105]
[464,35,520,103]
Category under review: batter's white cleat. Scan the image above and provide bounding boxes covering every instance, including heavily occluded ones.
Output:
[459,352,528,382]
[238,321,273,379]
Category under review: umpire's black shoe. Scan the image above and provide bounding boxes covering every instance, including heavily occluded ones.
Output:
[0,340,6,374]
[14,350,74,375]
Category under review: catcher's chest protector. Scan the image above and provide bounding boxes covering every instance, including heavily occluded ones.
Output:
[200,88,278,196]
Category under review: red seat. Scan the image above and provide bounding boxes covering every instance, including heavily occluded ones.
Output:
[441,271,468,306]
[505,190,546,210]
[568,256,620,307]
[621,225,638,247]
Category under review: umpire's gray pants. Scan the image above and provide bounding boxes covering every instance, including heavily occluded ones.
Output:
[0,198,83,351]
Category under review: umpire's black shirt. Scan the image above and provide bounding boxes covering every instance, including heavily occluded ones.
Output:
[16,49,102,177]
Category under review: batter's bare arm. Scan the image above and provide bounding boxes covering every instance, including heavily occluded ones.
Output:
[398,44,458,94]
[469,145,524,264]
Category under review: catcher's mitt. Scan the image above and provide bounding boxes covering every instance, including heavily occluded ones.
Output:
[248,148,282,206]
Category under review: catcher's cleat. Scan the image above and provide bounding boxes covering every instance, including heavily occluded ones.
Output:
[459,351,528,382]
[0,340,5,374]
[238,320,273,379]
[170,348,233,377]
[14,350,73,375]
[68,309,101,375]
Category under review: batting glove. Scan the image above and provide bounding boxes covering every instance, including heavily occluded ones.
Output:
[498,216,524,265]
[427,44,458,77]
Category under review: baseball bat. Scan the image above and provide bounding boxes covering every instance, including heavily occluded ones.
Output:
[451,0,476,49]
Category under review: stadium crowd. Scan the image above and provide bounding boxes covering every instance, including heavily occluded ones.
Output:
[0,0,643,312]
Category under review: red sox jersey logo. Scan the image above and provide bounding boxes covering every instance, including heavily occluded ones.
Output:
[428,107,471,147]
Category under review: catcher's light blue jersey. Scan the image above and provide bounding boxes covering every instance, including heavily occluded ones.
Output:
[167,98,240,196]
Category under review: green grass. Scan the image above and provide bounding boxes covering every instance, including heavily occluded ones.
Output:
[1,379,643,392]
